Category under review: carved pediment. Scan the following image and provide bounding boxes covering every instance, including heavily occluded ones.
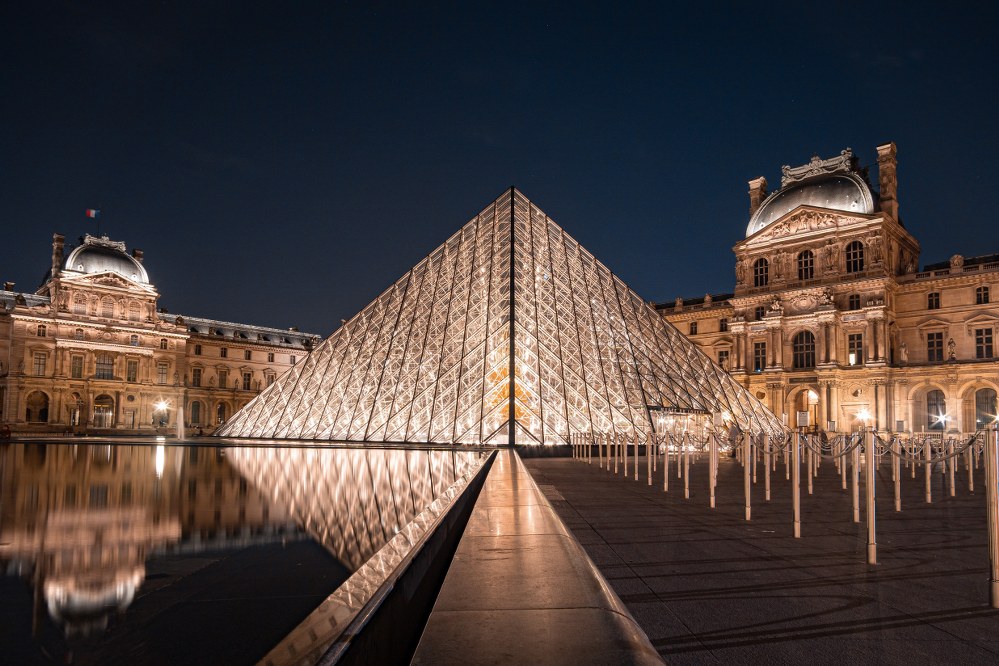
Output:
[742,207,873,248]
[62,272,157,294]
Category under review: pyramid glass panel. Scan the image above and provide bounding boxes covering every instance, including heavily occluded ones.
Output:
[218,189,784,444]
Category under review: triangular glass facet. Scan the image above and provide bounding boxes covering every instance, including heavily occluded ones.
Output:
[218,189,783,444]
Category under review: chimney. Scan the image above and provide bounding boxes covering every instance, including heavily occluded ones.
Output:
[52,233,65,277]
[876,142,899,220]
[132,248,144,263]
[748,177,768,216]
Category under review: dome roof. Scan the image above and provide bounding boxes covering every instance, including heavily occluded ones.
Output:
[746,172,875,237]
[63,235,149,284]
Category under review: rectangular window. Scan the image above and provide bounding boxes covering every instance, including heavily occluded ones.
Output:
[717,350,730,370]
[220,347,228,359]
[689,321,698,335]
[244,349,252,361]
[71,355,83,379]
[719,318,728,332]
[290,355,297,366]
[267,352,274,362]
[754,306,765,321]
[266,374,275,386]
[927,292,940,310]
[96,354,114,379]
[126,359,138,383]
[194,344,202,356]
[242,372,252,390]
[977,286,990,305]
[218,370,228,389]
[160,339,168,350]
[192,368,202,387]
[848,294,861,310]
[927,332,944,362]
[848,334,863,366]
[753,342,766,372]
[37,324,46,337]
[157,363,168,385]
[33,352,46,376]
[976,328,994,359]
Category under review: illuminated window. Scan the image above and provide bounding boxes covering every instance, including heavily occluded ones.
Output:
[753,341,766,372]
[927,332,943,362]
[792,331,815,369]
[126,359,138,383]
[797,250,814,280]
[926,390,946,431]
[977,286,990,305]
[845,241,864,273]
[976,328,994,359]
[36,324,46,337]
[192,368,202,387]
[927,292,940,309]
[848,333,863,366]
[753,258,769,287]
[96,353,114,379]
[976,388,997,426]
[33,352,47,376]
[848,294,861,310]
[689,321,698,335]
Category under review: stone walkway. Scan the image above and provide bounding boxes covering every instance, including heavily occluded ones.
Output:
[523,452,999,665]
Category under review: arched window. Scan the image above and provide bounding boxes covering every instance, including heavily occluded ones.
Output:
[216,402,227,425]
[190,401,203,425]
[74,293,87,315]
[926,389,946,430]
[74,328,85,340]
[792,331,816,369]
[845,241,864,273]
[753,258,769,287]
[37,324,46,337]
[976,388,997,428]
[129,302,141,321]
[160,338,168,350]
[101,297,115,318]
[797,250,814,280]
[25,391,49,423]
[93,394,115,428]
[129,334,139,346]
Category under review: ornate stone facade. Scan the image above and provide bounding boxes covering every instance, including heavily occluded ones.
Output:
[662,143,999,433]
[0,233,320,434]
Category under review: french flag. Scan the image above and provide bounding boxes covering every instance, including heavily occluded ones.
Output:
[85,208,100,219]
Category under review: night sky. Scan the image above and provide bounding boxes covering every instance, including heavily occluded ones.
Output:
[3,2,996,336]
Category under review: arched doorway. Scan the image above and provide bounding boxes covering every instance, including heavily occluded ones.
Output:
[25,391,49,423]
[790,387,820,431]
[69,392,83,426]
[926,389,946,431]
[216,402,227,425]
[93,394,115,428]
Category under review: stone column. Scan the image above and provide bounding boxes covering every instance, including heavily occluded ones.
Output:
[748,177,768,216]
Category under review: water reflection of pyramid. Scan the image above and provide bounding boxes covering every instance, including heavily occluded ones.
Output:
[218,188,782,444]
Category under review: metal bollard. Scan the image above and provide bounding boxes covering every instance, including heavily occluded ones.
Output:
[984,425,999,608]
[925,439,932,504]
[866,429,877,565]
[709,434,717,508]
[852,443,860,523]
[744,431,751,520]
[793,430,801,538]
[634,437,639,482]
[764,437,771,501]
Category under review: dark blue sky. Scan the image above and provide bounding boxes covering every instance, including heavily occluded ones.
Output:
[2,2,996,335]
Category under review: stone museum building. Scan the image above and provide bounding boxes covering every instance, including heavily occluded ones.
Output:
[0,233,320,434]
[662,142,999,434]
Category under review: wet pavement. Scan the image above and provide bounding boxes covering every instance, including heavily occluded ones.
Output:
[523,453,999,665]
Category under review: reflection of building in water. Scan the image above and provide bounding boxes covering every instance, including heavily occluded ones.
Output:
[0,443,297,637]
[227,447,487,570]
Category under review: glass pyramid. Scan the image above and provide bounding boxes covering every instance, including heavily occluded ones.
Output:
[218,188,783,445]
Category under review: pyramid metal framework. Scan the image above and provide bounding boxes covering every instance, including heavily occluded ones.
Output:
[218,188,783,445]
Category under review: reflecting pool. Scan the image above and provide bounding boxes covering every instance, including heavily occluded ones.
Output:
[0,441,487,664]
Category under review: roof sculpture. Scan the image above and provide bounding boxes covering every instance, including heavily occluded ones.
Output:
[218,188,783,445]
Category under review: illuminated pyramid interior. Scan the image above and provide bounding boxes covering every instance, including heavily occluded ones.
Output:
[218,188,783,445]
